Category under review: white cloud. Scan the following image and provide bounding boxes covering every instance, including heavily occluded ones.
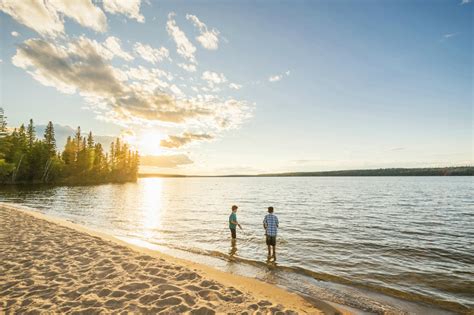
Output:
[126,65,173,82]
[49,0,107,33]
[269,75,283,82]
[229,83,242,90]
[202,71,227,87]
[0,0,107,36]
[11,31,20,37]
[167,12,197,63]
[61,36,131,63]
[161,132,213,148]
[178,63,197,72]
[268,70,290,83]
[134,42,170,64]
[103,37,134,61]
[461,0,471,4]
[0,0,64,36]
[102,0,144,22]
[170,84,184,97]
[186,14,220,50]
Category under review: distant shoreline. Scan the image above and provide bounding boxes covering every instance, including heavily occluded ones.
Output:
[139,166,473,178]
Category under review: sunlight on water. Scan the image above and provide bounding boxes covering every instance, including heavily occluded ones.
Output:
[140,178,163,236]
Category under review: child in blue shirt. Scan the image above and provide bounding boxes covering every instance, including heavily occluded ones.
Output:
[229,205,242,239]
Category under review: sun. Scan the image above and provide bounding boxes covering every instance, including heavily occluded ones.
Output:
[123,131,165,156]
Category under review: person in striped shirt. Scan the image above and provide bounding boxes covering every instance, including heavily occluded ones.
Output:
[263,206,279,261]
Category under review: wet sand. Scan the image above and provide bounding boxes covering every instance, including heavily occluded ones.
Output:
[0,204,335,314]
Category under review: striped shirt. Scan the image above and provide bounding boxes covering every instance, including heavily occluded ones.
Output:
[263,213,279,237]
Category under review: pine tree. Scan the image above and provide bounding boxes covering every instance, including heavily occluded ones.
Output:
[0,107,7,138]
[62,136,74,165]
[44,121,56,156]
[0,108,8,159]
[87,131,94,149]
[26,119,35,149]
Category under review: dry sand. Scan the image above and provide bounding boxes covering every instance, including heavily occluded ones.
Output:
[0,204,328,314]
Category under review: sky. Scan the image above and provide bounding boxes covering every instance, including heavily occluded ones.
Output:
[0,0,472,175]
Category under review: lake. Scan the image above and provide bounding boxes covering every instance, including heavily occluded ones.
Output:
[1,177,472,314]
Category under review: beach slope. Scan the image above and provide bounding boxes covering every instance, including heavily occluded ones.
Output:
[0,205,324,314]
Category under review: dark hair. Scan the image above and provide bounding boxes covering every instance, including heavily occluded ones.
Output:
[232,205,238,210]
[268,206,274,213]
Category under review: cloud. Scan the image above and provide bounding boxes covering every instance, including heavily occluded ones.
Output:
[124,65,172,91]
[11,31,20,37]
[0,0,108,36]
[268,70,290,83]
[202,71,227,87]
[169,84,184,97]
[160,132,213,148]
[12,36,252,133]
[102,0,144,22]
[186,14,220,50]
[140,154,193,168]
[103,37,133,61]
[461,0,471,4]
[178,63,197,72]
[134,42,170,64]
[269,75,282,82]
[49,0,107,33]
[440,33,460,42]
[229,83,242,90]
[0,0,64,36]
[166,12,197,63]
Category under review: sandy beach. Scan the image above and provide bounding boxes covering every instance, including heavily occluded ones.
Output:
[0,204,330,314]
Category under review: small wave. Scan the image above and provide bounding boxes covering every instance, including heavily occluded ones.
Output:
[150,242,471,314]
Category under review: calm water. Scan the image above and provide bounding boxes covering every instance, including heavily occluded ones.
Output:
[1,177,473,314]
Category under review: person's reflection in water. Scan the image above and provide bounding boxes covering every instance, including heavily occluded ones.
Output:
[229,238,237,259]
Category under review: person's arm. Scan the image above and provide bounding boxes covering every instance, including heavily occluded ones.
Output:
[263,216,267,231]
[276,216,279,228]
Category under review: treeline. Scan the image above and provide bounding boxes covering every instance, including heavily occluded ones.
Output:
[261,167,474,177]
[0,109,139,185]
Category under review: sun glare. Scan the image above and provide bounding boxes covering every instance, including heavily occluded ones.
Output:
[124,131,165,156]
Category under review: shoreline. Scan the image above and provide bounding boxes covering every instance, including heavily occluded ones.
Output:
[0,204,347,314]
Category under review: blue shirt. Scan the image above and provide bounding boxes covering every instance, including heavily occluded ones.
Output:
[229,212,237,229]
[263,213,279,236]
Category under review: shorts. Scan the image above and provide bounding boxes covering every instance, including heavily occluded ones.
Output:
[266,235,276,246]
[230,228,236,239]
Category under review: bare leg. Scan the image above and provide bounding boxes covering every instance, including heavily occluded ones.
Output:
[267,245,271,259]
[272,246,276,261]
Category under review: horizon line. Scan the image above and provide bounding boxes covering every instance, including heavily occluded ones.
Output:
[138,165,474,178]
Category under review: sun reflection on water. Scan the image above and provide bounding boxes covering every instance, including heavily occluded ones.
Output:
[140,178,164,238]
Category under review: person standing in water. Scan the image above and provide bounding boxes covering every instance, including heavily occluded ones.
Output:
[263,206,279,261]
[229,205,242,240]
